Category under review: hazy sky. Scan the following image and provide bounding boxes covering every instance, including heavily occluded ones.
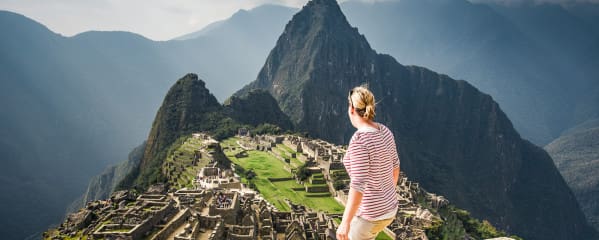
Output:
[0,0,597,41]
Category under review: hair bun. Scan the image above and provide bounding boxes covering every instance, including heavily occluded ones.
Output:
[349,85,376,120]
[364,104,375,120]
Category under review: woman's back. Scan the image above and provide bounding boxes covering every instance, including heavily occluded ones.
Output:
[343,123,399,220]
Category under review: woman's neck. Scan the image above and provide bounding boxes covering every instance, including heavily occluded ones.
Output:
[354,118,378,130]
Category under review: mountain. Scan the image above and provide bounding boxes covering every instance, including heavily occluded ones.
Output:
[237,0,597,239]
[175,4,296,41]
[119,74,223,190]
[339,0,598,145]
[224,89,294,130]
[545,118,599,232]
[119,73,293,191]
[487,2,599,127]
[161,4,298,101]
[0,11,144,239]
[175,0,599,146]
[0,6,296,238]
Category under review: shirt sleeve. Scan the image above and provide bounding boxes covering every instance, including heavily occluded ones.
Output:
[346,138,370,193]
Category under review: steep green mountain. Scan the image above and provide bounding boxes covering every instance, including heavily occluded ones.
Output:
[119,73,223,190]
[237,0,597,239]
[119,74,293,191]
[545,119,599,232]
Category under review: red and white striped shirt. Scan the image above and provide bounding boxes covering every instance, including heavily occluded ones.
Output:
[343,123,400,220]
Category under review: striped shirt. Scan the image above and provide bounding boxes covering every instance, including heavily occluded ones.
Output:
[343,123,400,221]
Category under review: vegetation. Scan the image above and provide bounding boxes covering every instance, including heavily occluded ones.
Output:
[161,136,213,189]
[295,163,312,181]
[425,205,522,240]
[224,138,343,213]
[117,74,295,192]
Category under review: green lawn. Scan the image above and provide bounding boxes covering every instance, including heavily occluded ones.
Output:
[277,143,295,154]
[231,150,290,178]
[276,144,304,167]
[224,138,343,214]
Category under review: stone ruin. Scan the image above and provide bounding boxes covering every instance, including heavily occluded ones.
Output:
[47,132,469,240]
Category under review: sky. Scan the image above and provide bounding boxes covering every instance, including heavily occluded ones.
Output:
[0,0,597,41]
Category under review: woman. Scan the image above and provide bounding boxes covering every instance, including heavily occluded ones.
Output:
[336,85,400,240]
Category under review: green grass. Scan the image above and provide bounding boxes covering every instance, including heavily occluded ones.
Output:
[277,143,298,155]
[225,138,344,213]
[268,180,343,213]
[221,137,240,148]
[231,150,291,178]
[276,144,304,167]
[273,147,290,159]
[376,231,394,240]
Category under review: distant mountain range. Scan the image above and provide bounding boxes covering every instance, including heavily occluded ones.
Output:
[2,0,599,238]
[0,5,292,239]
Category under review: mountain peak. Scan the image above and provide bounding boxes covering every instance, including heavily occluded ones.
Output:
[121,73,221,190]
[237,0,372,123]
[289,0,357,38]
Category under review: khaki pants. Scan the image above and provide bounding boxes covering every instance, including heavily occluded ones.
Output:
[348,216,394,240]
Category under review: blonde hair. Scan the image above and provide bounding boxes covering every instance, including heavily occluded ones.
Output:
[348,85,376,120]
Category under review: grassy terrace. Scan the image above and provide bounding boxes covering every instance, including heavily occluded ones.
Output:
[222,137,343,213]
[163,136,211,189]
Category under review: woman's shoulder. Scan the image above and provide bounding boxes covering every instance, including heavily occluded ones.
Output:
[376,123,397,139]
[376,122,391,132]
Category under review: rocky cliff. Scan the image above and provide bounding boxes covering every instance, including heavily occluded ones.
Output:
[237,0,597,239]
